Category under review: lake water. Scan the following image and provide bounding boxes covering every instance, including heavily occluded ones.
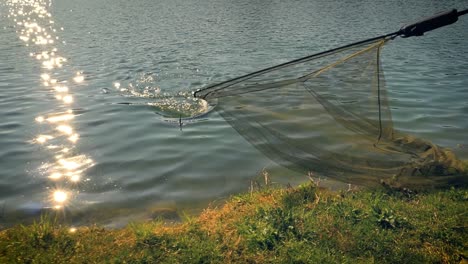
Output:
[1,0,467,227]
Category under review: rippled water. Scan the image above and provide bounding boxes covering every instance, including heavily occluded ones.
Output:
[1,0,467,227]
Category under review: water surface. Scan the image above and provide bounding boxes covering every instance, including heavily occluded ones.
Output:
[1,0,467,227]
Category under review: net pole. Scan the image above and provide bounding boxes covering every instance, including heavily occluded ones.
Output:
[457,8,468,16]
[195,8,468,99]
[194,31,399,99]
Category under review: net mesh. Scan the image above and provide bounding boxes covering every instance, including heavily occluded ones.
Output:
[195,38,467,188]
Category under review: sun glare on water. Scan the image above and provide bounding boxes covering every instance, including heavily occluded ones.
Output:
[53,190,68,203]
[6,0,94,211]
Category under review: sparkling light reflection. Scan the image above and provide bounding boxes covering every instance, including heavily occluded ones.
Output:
[49,172,62,180]
[56,125,73,135]
[68,133,79,142]
[6,0,94,210]
[54,85,68,92]
[35,116,45,122]
[36,134,53,144]
[46,113,74,123]
[73,72,84,83]
[53,190,68,203]
[62,95,73,104]
[70,175,80,182]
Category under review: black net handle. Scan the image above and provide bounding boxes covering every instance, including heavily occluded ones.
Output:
[399,8,468,38]
[194,8,468,99]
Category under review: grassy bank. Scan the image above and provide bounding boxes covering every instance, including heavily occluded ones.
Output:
[1,183,466,263]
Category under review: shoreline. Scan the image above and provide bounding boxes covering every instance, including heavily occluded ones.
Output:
[1,183,466,263]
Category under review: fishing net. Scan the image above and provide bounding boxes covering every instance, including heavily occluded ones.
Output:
[195,38,467,188]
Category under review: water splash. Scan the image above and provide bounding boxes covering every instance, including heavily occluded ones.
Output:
[115,73,213,119]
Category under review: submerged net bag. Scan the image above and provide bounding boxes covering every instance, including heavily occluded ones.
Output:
[195,38,467,188]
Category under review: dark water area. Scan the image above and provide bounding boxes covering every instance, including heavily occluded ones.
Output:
[0,0,467,227]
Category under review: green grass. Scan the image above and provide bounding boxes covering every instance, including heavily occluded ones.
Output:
[1,184,467,263]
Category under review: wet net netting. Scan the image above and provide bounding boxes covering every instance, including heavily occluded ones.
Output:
[195,38,467,188]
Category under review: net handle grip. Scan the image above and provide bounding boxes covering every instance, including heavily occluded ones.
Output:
[398,9,465,38]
